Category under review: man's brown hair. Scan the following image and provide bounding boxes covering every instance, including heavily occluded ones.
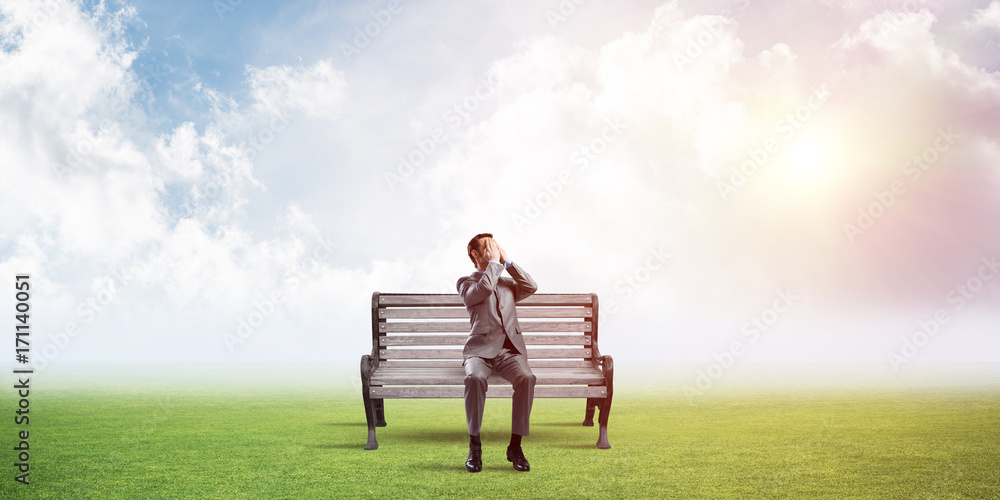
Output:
[467,233,493,265]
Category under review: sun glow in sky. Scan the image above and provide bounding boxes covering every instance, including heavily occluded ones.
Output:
[783,132,836,183]
[1,0,999,377]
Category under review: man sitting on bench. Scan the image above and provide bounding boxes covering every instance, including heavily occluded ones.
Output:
[457,233,538,473]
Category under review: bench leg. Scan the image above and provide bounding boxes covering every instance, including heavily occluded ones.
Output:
[361,355,379,450]
[596,395,612,449]
[583,397,598,427]
[596,356,614,449]
[374,399,387,427]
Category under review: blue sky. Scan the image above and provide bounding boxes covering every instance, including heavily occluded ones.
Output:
[2,0,1000,381]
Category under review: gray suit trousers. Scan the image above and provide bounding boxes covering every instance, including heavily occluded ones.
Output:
[464,347,536,436]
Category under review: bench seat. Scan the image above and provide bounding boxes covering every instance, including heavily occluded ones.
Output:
[371,366,607,386]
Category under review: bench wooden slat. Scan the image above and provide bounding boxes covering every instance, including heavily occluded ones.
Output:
[377,293,594,307]
[379,306,592,319]
[378,360,594,368]
[380,321,591,333]
[380,334,591,346]
[371,367,605,385]
[380,348,591,360]
[370,385,607,398]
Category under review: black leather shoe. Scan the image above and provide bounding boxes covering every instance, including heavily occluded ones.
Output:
[506,445,530,472]
[465,447,482,473]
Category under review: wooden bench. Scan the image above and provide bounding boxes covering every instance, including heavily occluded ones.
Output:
[361,292,613,450]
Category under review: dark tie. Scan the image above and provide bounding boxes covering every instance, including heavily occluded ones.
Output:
[495,288,518,354]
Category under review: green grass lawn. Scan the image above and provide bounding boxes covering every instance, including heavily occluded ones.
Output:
[3,383,999,499]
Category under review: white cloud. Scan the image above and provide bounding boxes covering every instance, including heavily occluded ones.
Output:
[0,2,361,365]
[969,0,1000,31]
[156,122,205,182]
[0,1,163,260]
[390,1,1000,365]
[246,59,347,119]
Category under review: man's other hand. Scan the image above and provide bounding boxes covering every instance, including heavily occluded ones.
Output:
[482,238,499,262]
[494,239,507,265]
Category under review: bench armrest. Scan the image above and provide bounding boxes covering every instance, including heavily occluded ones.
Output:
[599,355,614,380]
[361,354,378,377]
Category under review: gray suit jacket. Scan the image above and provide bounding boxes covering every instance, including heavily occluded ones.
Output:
[457,261,537,360]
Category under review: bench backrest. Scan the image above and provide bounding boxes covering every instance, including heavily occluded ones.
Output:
[372,293,600,369]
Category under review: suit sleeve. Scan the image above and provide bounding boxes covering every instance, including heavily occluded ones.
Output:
[505,261,538,302]
[457,261,504,307]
